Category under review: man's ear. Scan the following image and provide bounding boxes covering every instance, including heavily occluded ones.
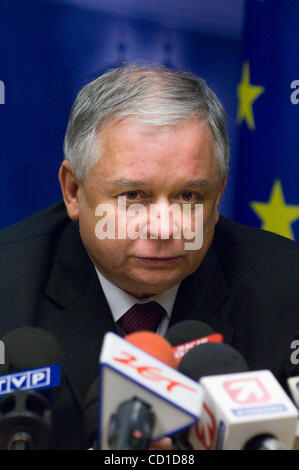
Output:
[58,160,80,221]
[213,175,228,225]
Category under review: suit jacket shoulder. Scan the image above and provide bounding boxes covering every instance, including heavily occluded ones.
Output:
[0,201,68,245]
[0,201,70,333]
[214,215,299,289]
[211,216,299,377]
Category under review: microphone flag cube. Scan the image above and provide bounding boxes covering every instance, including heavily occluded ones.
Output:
[98,332,204,450]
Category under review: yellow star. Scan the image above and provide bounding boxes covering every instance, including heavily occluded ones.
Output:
[237,61,265,130]
[250,180,299,240]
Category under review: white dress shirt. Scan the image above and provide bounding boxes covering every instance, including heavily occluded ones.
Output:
[94,267,180,336]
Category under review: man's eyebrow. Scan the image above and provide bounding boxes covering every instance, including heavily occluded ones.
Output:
[110,178,212,189]
[112,178,145,188]
[183,179,211,190]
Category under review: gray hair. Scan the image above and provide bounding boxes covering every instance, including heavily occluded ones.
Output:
[63,63,229,181]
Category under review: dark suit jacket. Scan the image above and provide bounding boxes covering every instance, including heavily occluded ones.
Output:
[0,201,298,449]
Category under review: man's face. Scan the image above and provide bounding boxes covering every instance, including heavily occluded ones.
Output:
[61,118,226,298]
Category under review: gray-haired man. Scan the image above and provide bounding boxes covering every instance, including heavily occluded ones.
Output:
[0,64,298,449]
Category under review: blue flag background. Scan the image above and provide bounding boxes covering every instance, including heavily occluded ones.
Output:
[0,0,242,229]
[234,0,299,241]
[0,0,298,240]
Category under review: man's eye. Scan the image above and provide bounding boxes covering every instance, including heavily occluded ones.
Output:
[177,191,200,202]
[122,191,141,200]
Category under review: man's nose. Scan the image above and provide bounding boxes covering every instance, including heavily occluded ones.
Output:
[145,202,182,240]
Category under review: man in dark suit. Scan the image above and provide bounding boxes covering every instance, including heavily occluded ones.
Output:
[0,64,298,449]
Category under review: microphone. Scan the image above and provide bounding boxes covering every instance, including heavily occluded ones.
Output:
[172,341,248,449]
[179,342,248,381]
[165,320,215,346]
[83,333,176,450]
[165,320,223,363]
[177,342,298,450]
[106,332,176,450]
[125,331,178,369]
[84,332,176,450]
[0,327,65,450]
[108,396,156,450]
[84,375,156,451]
[97,331,204,449]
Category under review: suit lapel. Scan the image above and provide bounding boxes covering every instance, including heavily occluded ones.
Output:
[170,244,234,344]
[38,221,116,409]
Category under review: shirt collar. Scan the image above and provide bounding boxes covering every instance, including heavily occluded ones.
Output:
[94,267,180,323]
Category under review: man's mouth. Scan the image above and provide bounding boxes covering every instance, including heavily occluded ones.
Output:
[136,256,182,266]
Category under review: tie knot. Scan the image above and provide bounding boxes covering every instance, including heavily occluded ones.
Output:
[118,301,166,335]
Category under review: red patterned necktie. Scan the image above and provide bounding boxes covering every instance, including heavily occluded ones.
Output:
[118,301,166,334]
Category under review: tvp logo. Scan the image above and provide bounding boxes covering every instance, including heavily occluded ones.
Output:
[0,364,61,396]
[223,378,271,405]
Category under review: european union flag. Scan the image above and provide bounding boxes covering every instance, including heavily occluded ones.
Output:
[234,0,299,241]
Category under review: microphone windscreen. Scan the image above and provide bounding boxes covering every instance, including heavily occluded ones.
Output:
[165,320,215,346]
[178,342,249,381]
[125,331,177,369]
[0,327,65,376]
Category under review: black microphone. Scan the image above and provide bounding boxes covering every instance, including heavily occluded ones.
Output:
[165,320,215,346]
[84,376,156,451]
[178,341,249,381]
[0,327,65,450]
[108,397,155,450]
[165,320,224,364]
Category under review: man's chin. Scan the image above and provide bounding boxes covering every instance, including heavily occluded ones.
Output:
[123,272,183,298]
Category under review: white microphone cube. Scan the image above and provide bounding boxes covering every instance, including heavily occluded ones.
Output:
[98,332,204,450]
[189,370,298,450]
